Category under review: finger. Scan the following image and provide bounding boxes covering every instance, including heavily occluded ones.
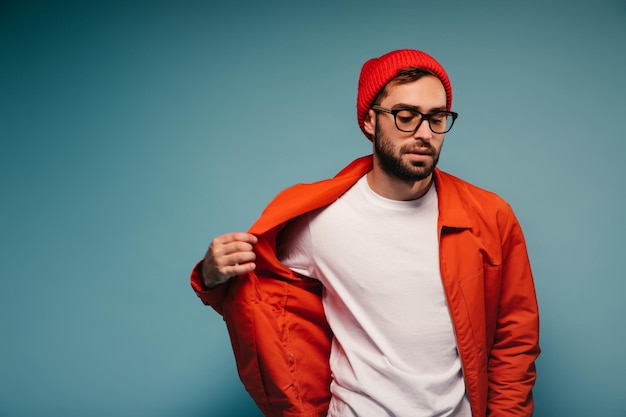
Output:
[231,261,256,276]
[203,261,256,288]
[214,260,256,280]
[214,232,258,246]
[219,240,256,257]
[220,250,256,268]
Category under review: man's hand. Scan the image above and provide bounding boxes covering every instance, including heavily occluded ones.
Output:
[201,232,258,289]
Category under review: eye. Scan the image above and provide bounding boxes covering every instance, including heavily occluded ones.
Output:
[396,110,419,124]
[430,112,448,125]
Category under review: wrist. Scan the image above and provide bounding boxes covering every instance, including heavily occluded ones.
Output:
[200,260,223,290]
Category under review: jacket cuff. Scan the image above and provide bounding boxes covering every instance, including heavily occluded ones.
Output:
[190,260,228,315]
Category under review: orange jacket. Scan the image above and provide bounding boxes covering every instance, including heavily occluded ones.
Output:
[191,155,540,417]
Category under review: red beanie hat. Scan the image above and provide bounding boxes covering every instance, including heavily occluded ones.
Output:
[357,49,452,140]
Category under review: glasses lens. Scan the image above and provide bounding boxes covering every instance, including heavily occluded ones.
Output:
[394,110,455,133]
[395,109,422,132]
[429,112,455,134]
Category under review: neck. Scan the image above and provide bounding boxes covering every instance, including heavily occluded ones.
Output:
[366,169,434,201]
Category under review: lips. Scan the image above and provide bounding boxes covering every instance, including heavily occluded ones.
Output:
[406,147,433,156]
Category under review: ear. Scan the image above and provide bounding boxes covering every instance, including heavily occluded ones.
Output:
[363,109,376,136]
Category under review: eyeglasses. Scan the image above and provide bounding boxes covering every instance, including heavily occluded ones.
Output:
[371,105,458,134]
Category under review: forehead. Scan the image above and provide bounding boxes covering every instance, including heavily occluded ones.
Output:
[380,75,447,109]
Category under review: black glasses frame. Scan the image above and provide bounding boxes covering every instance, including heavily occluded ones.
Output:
[371,105,458,134]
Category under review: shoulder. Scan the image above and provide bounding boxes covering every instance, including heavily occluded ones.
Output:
[436,169,511,210]
[435,169,521,237]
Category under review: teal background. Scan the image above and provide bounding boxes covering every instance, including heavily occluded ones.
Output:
[2,1,625,416]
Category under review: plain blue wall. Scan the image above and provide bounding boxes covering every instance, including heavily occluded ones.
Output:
[2,1,625,416]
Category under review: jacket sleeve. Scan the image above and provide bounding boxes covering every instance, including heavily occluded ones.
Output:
[221,235,333,417]
[487,208,540,416]
[191,233,332,417]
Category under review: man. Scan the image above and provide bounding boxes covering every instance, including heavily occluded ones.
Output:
[191,49,540,417]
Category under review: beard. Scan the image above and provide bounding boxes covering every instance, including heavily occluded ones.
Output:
[373,121,441,182]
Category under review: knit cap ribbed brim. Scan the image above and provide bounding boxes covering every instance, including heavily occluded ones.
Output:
[357,49,452,140]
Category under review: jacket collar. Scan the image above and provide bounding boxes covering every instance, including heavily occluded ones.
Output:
[249,155,472,235]
[248,156,370,235]
[433,169,473,231]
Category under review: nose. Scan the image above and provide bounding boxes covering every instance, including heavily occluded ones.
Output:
[412,119,433,141]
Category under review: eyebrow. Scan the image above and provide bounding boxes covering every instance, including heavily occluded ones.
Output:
[391,103,448,113]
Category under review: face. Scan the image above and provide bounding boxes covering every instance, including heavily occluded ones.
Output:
[365,75,448,182]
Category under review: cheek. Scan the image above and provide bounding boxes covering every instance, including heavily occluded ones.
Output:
[436,137,445,149]
[433,138,445,155]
